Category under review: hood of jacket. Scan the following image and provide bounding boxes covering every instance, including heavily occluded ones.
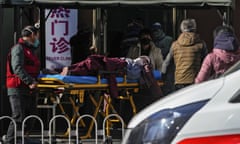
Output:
[177,32,200,46]
[213,48,240,64]
[214,31,239,51]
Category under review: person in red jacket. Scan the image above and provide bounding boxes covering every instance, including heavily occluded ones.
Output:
[5,25,40,144]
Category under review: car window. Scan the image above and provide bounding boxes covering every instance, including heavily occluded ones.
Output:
[229,89,240,103]
[223,61,240,103]
[222,61,240,76]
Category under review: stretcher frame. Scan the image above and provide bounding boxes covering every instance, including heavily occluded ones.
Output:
[37,74,144,139]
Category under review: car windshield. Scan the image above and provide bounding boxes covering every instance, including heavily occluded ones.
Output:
[222,61,240,76]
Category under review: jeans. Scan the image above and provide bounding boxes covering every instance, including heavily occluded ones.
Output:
[6,93,37,144]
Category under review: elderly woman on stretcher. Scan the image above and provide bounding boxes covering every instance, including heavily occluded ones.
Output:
[55,54,163,98]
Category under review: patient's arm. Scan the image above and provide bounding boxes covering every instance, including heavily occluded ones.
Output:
[60,67,69,76]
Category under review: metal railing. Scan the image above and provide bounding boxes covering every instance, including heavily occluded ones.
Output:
[21,115,44,144]
[0,114,125,144]
[0,116,17,144]
[76,114,98,144]
[49,115,71,144]
[102,114,125,143]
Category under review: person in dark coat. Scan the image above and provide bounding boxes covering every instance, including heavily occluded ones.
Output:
[70,28,92,64]
[151,22,174,95]
[119,20,143,57]
[151,22,173,59]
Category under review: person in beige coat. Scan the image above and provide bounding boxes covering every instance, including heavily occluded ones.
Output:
[126,28,163,72]
[162,19,207,91]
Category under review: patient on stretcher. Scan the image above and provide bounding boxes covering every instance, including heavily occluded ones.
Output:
[40,54,163,98]
[59,55,160,78]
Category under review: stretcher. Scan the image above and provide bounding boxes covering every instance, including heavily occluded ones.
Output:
[37,70,163,138]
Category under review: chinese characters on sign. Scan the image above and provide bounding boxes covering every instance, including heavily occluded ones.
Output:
[45,7,77,70]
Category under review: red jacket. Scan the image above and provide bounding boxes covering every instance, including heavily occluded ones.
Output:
[6,40,40,88]
[68,54,127,98]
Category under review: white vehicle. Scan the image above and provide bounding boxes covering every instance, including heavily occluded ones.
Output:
[122,61,240,144]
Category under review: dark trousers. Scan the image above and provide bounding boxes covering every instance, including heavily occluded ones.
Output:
[6,93,37,144]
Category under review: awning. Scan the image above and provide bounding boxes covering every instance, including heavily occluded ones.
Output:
[0,0,234,7]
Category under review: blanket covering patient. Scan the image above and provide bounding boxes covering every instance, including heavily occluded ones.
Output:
[44,54,163,98]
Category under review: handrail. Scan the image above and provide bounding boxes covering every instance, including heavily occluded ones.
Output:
[102,114,124,142]
[22,115,44,144]
[76,114,98,144]
[0,116,17,144]
[48,115,71,144]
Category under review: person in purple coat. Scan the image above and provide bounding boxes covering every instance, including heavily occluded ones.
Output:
[195,25,240,83]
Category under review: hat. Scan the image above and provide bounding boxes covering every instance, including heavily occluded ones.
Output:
[180,19,197,32]
[151,22,162,30]
[21,25,38,37]
[214,31,239,51]
[125,22,142,38]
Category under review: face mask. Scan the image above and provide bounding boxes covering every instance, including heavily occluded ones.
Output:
[33,39,40,48]
[140,38,151,45]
